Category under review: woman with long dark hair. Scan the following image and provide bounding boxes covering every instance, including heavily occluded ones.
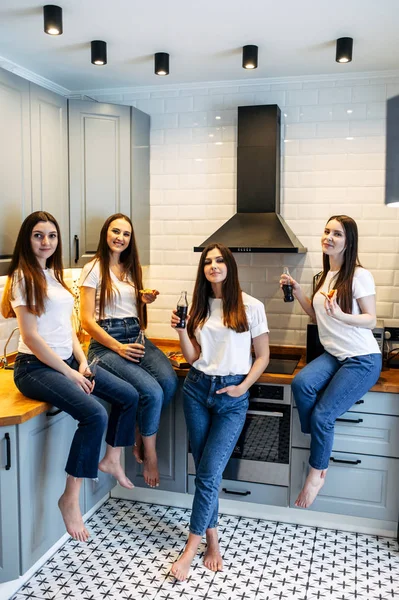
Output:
[79,214,178,488]
[1,211,138,542]
[170,243,269,581]
[280,215,381,508]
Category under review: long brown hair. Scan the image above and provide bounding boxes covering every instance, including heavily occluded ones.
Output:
[187,243,248,337]
[1,211,70,318]
[312,215,361,314]
[81,214,146,327]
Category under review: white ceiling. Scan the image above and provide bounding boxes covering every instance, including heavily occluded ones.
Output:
[0,0,398,93]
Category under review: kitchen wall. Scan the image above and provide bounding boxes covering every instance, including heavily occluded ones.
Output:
[1,72,399,356]
[86,72,399,346]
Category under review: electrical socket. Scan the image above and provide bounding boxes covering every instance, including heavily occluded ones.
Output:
[385,326,399,342]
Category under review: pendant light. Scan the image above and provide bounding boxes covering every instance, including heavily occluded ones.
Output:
[336,37,353,63]
[154,52,169,76]
[242,45,258,69]
[43,5,63,35]
[91,41,107,65]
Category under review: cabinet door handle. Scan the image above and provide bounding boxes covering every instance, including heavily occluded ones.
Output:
[74,234,80,264]
[330,457,362,465]
[222,488,251,496]
[355,400,364,405]
[336,418,363,424]
[5,433,11,470]
[46,408,63,417]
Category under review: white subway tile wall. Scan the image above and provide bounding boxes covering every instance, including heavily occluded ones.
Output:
[2,74,399,349]
[82,74,399,345]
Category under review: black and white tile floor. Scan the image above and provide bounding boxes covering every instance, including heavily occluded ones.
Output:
[11,498,399,600]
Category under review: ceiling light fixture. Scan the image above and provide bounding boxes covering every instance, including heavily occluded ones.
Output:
[242,45,258,69]
[336,37,353,63]
[43,5,63,35]
[91,40,107,65]
[155,52,169,76]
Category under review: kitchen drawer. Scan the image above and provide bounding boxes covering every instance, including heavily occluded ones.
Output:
[293,391,399,417]
[292,407,399,458]
[290,448,399,521]
[188,475,288,507]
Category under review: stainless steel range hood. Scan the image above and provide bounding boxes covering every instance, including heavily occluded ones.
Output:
[194,104,306,253]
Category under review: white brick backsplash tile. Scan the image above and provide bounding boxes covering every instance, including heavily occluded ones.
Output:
[345,154,385,170]
[163,221,192,235]
[191,158,222,173]
[281,108,300,123]
[379,221,399,236]
[190,220,225,235]
[165,97,194,113]
[150,129,164,144]
[135,98,165,114]
[376,302,394,318]
[239,84,271,93]
[211,86,240,95]
[282,139,300,155]
[177,236,203,251]
[272,82,303,91]
[205,205,234,220]
[151,114,178,130]
[151,235,178,250]
[151,173,179,189]
[377,254,399,269]
[349,187,384,204]
[163,159,193,174]
[366,102,387,119]
[253,91,286,106]
[122,92,151,102]
[150,220,164,235]
[316,121,349,138]
[223,93,255,108]
[151,144,178,160]
[221,126,237,142]
[283,188,317,203]
[164,128,193,144]
[352,85,386,103]
[179,112,208,128]
[319,87,351,104]
[358,237,398,254]
[193,95,224,111]
[299,105,332,122]
[373,270,395,286]
[387,83,399,99]
[363,204,396,220]
[286,89,318,106]
[179,173,235,189]
[150,159,163,175]
[151,205,179,220]
[349,119,385,137]
[150,90,179,98]
[332,104,367,120]
[180,87,209,97]
[285,123,317,139]
[192,127,223,143]
[150,190,164,205]
[176,204,208,219]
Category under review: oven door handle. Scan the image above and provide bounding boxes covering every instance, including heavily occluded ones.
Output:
[247,410,284,417]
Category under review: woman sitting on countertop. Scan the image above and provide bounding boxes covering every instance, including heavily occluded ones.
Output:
[79,213,178,488]
[170,243,270,581]
[280,215,381,509]
[1,211,138,542]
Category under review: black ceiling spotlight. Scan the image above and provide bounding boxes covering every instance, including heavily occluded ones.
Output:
[242,45,258,69]
[43,5,63,35]
[336,37,353,63]
[155,52,169,76]
[91,40,107,65]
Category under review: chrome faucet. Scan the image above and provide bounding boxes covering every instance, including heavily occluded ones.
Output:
[0,327,19,369]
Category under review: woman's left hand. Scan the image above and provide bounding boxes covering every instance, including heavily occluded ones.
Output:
[140,289,159,304]
[324,291,344,321]
[78,361,96,392]
[216,384,246,398]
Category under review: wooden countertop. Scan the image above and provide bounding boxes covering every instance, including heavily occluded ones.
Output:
[1,341,399,426]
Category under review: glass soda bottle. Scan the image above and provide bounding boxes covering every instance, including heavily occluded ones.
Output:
[134,330,146,364]
[282,267,294,302]
[175,291,188,329]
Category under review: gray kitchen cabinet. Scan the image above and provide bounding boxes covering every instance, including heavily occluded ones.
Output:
[188,475,288,507]
[0,68,32,276]
[290,448,399,521]
[125,379,187,493]
[131,107,150,266]
[292,407,399,458]
[68,99,131,268]
[30,82,69,265]
[18,409,78,573]
[0,426,19,583]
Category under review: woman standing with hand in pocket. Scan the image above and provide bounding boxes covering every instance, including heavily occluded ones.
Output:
[1,211,138,542]
[79,213,178,489]
[170,243,269,581]
[280,215,381,509]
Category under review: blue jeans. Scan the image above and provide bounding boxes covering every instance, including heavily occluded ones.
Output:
[292,352,382,470]
[13,353,138,479]
[88,317,178,437]
[184,367,249,536]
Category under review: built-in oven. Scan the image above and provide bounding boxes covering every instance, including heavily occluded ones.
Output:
[188,381,293,487]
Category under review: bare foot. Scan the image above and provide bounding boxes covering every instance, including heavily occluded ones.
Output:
[132,442,144,464]
[58,494,90,542]
[98,458,134,489]
[295,467,326,508]
[204,529,223,572]
[171,549,196,581]
[143,452,159,488]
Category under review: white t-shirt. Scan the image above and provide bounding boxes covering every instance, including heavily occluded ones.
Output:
[193,292,269,376]
[11,270,74,359]
[79,260,138,321]
[314,267,380,360]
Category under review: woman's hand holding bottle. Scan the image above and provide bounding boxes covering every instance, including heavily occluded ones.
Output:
[66,367,94,394]
[171,309,190,331]
[279,271,300,298]
[116,342,145,362]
